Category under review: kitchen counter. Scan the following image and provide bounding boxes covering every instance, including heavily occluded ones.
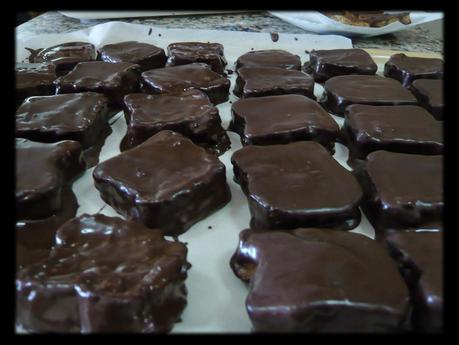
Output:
[16,11,443,53]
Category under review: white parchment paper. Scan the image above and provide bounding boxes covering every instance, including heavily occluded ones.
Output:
[16,22,382,333]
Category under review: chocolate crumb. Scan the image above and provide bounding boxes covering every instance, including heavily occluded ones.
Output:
[294,37,298,41]
[229,101,233,104]
[270,32,279,42]
[158,33,162,37]
[305,50,310,54]
[208,226,213,229]
[251,48,254,51]
[148,28,153,36]
[227,69,234,75]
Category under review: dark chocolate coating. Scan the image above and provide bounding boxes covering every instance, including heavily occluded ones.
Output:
[235,49,301,71]
[231,141,363,230]
[93,131,231,235]
[166,42,227,75]
[16,63,57,106]
[341,104,443,160]
[16,139,86,220]
[384,53,443,87]
[357,151,443,233]
[16,213,190,333]
[27,41,97,75]
[122,90,230,155]
[140,63,230,105]
[16,187,79,269]
[230,228,410,332]
[16,92,110,149]
[320,75,418,116]
[386,231,443,332]
[234,66,315,99]
[410,79,443,120]
[98,41,167,71]
[306,49,377,82]
[54,61,141,105]
[228,94,339,151]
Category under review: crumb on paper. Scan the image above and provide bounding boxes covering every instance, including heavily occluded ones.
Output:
[158,33,162,37]
[227,69,234,75]
[148,28,152,36]
[270,32,279,42]
[294,37,298,41]
[208,225,213,229]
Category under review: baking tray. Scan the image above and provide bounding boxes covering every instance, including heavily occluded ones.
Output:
[15,22,438,333]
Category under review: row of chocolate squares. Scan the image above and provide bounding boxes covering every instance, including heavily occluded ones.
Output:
[16,89,443,170]
[21,40,443,86]
[16,128,442,259]
[17,43,443,119]
[16,214,442,334]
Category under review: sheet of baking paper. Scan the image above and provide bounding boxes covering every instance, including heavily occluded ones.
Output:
[15,22,385,333]
[270,11,443,37]
[58,11,256,20]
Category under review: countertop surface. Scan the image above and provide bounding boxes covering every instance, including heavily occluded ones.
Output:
[16,11,443,53]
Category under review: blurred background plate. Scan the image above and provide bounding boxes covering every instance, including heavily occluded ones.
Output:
[269,11,443,37]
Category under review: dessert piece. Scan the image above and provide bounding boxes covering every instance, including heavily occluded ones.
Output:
[235,49,301,71]
[166,42,227,75]
[341,104,443,161]
[231,141,363,230]
[54,61,141,105]
[356,151,443,234]
[26,41,97,76]
[93,131,231,235]
[230,228,410,332]
[16,139,86,268]
[410,79,443,120]
[228,94,339,151]
[16,63,57,106]
[322,11,411,27]
[16,92,111,167]
[121,90,230,155]
[98,41,167,71]
[16,92,109,149]
[384,53,443,87]
[140,63,230,105]
[234,67,315,99]
[304,49,377,82]
[386,231,443,332]
[320,75,418,116]
[16,213,190,333]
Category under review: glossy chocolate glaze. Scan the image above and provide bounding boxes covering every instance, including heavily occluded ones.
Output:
[410,79,443,120]
[121,90,230,155]
[93,131,231,235]
[166,42,227,75]
[16,63,57,106]
[305,49,377,82]
[16,139,85,220]
[356,151,443,234]
[384,54,443,87]
[16,92,110,149]
[235,49,301,71]
[320,75,418,116]
[27,42,97,76]
[16,213,190,333]
[234,66,315,99]
[231,141,363,230]
[140,63,230,105]
[229,94,339,151]
[386,231,443,332]
[16,187,78,269]
[230,228,410,332]
[98,41,167,72]
[341,105,443,161]
[54,61,141,105]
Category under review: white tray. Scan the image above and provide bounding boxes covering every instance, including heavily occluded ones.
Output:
[15,22,420,333]
[270,11,443,37]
